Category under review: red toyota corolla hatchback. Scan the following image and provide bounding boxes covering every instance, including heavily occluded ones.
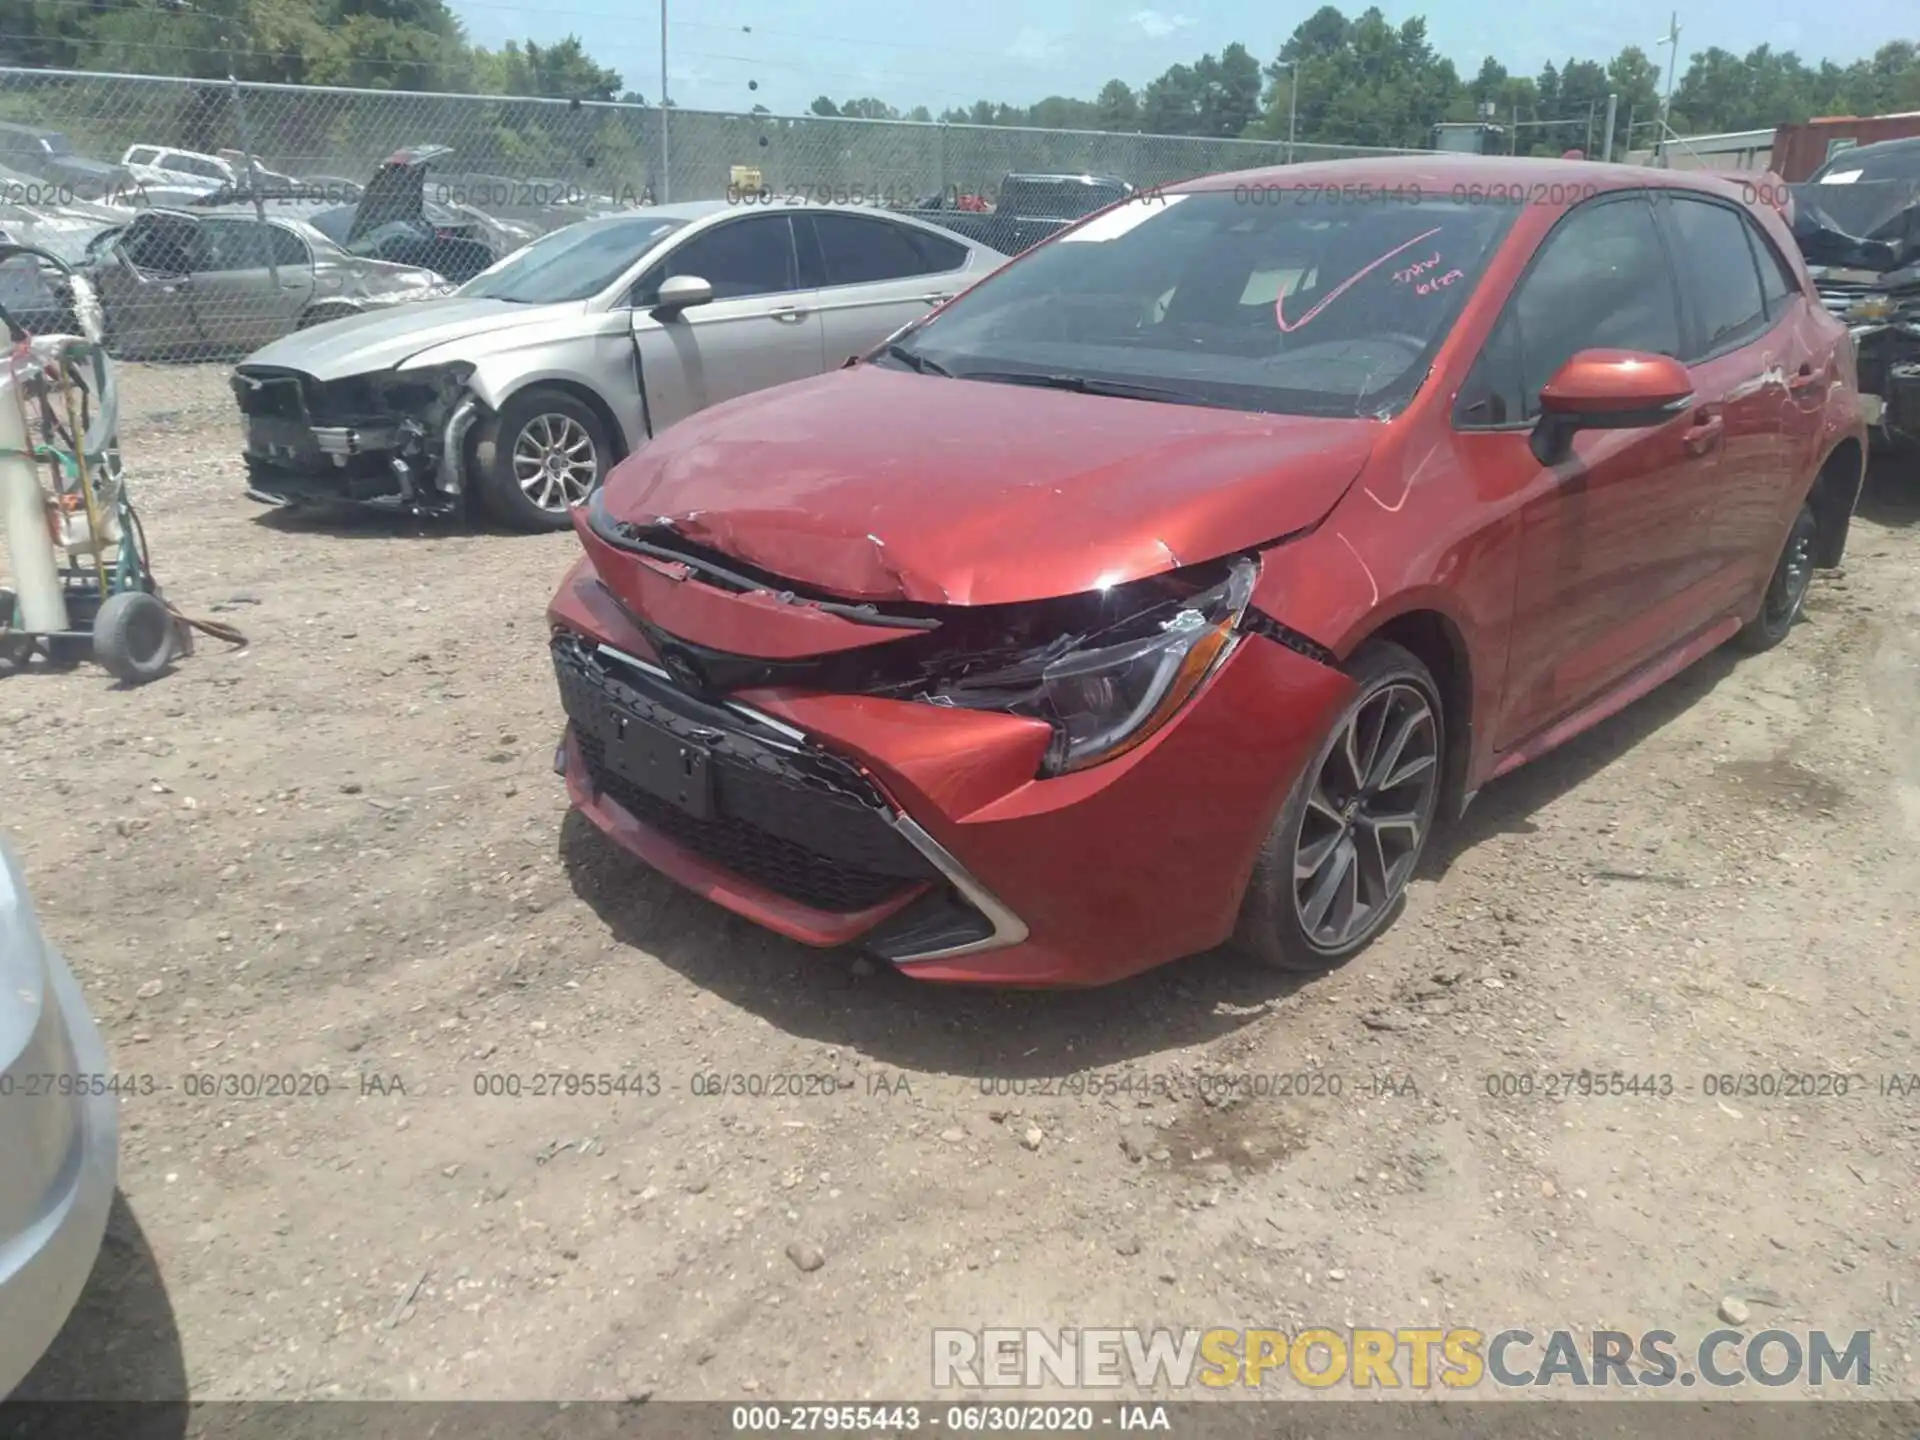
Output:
[547,157,1869,987]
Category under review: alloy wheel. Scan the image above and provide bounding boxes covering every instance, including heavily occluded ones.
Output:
[1292,681,1441,953]
[511,413,599,513]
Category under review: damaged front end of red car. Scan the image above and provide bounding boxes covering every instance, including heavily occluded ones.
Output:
[547,486,1355,987]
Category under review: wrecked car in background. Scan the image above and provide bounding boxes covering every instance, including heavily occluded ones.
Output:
[0,122,129,202]
[0,192,131,337]
[231,201,1007,532]
[86,205,451,358]
[898,173,1136,256]
[1790,135,1920,456]
[195,146,522,284]
[301,145,515,284]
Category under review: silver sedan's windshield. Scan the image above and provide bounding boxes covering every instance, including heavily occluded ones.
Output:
[882,189,1518,418]
[459,216,687,303]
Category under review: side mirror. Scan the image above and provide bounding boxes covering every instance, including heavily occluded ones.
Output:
[1530,349,1693,465]
[651,273,713,317]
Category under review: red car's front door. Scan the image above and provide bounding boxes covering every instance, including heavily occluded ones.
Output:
[1452,192,1719,755]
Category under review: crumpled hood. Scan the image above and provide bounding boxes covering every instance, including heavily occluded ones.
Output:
[1789,178,1920,272]
[239,297,567,379]
[597,366,1378,606]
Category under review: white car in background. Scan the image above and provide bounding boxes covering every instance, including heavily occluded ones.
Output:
[119,144,233,195]
[0,836,119,1397]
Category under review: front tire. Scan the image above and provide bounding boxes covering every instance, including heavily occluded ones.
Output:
[1231,640,1444,973]
[474,387,610,533]
[1731,501,1816,654]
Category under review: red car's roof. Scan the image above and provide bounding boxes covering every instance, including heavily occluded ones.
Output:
[1163,153,1758,204]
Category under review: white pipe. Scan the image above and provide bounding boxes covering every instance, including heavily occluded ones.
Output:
[0,363,67,633]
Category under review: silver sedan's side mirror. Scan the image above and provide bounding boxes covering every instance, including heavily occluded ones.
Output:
[652,273,714,316]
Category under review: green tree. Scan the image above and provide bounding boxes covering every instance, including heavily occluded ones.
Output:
[487,36,621,101]
[1094,78,1139,130]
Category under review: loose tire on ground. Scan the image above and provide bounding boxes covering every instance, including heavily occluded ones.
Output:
[93,589,175,684]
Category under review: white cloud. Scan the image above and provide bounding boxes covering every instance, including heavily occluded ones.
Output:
[1006,27,1062,63]
[1129,9,1196,39]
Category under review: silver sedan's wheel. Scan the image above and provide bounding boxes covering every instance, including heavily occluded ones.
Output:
[511,412,599,514]
[1292,681,1441,953]
[475,388,613,533]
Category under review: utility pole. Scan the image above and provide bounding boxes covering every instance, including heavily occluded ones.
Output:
[1287,65,1297,165]
[659,0,671,202]
[1602,91,1618,162]
[1271,61,1298,163]
[1657,11,1682,166]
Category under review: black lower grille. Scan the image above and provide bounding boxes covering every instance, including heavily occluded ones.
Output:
[554,635,937,913]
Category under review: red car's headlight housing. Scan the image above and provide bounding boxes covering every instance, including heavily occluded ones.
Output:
[927,558,1256,776]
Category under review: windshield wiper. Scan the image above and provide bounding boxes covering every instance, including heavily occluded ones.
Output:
[954,370,1210,406]
[880,342,953,377]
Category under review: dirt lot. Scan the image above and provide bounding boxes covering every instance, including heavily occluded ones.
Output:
[5,363,1918,1405]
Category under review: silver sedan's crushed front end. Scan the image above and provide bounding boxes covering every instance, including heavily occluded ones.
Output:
[0,837,120,1398]
[233,362,478,514]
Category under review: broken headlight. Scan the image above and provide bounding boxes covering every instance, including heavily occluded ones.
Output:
[927,558,1257,776]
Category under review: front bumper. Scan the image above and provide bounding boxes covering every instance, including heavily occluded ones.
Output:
[234,369,480,512]
[0,943,120,1398]
[548,559,1354,986]
[1847,323,1920,445]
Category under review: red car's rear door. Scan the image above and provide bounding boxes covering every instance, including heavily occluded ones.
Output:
[1654,191,1813,611]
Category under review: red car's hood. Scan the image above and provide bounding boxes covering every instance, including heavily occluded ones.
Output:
[599,366,1378,606]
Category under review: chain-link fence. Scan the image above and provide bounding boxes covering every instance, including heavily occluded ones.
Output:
[0,64,1429,379]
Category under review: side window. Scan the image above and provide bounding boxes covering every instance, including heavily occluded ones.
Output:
[1504,195,1681,423]
[120,217,202,273]
[1454,311,1526,427]
[1747,223,1802,317]
[909,226,969,274]
[810,213,960,285]
[197,220,273,271]
[641,216,798,302]
[126,147,159,166]
[266,225,310,267]
[1663,196,1769,358]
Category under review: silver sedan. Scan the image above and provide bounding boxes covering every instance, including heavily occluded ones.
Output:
[232,201,1008,532]
[0,836,119,1397]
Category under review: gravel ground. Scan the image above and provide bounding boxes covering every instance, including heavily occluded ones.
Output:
[4,363,1918,1406]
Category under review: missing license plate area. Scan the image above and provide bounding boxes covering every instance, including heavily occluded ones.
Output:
[604,710,714,820]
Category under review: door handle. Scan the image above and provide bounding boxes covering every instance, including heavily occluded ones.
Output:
[769,307,808,324]
[920,292,951,305]
[1684,411,1724,456]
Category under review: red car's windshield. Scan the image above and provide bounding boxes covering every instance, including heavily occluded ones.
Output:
[886,188,1518,418]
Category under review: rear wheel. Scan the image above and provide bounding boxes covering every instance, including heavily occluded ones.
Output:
[1231,641,1444,973]
[1731,501,1816,654]
[474,387,609,533]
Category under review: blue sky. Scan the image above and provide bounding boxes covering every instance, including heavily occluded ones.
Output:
[449,0,1911,116]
